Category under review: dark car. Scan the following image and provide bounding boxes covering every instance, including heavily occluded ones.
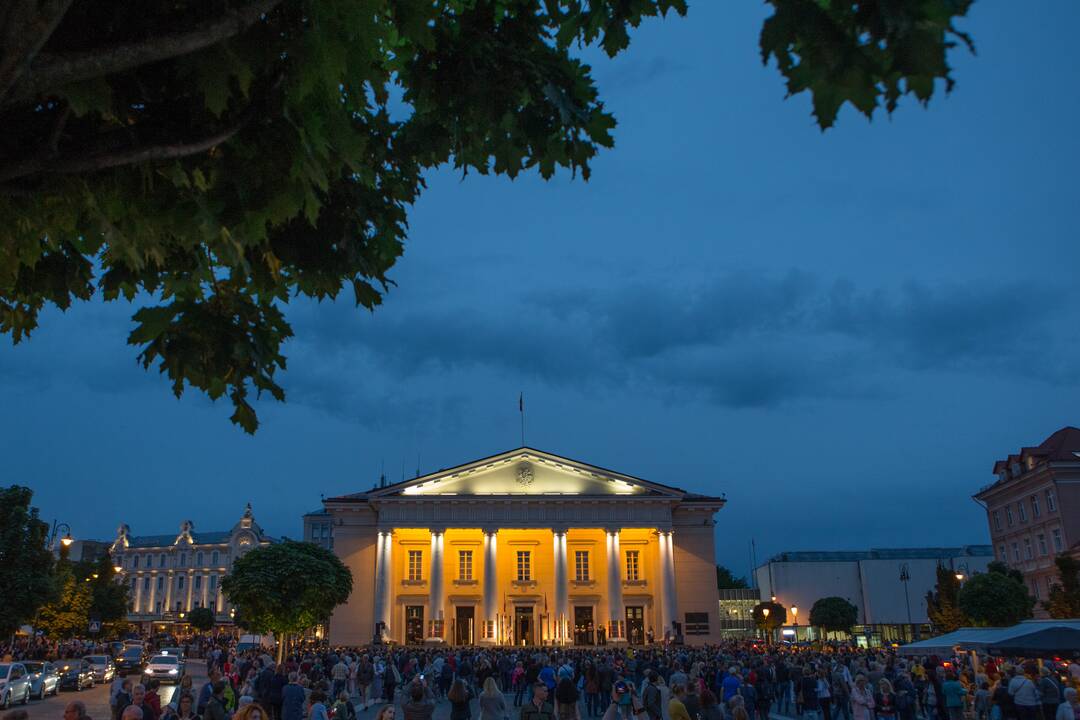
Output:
[23,661,60,699]
[57,660,95,691]
[114,647,146,676]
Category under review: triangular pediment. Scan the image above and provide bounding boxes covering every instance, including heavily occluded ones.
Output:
[367,448,684,498]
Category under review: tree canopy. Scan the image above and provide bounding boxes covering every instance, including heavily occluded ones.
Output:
[187,606,216,632]
[1044,554,1080,619]
[957,565,1034,627]
[0,0,975,431]
[34,555,130,639]
[925,563,968,633]
[716,565,748,589]
[221,540,352,654]
[0,486,55,637]
[809,596,858,634]
[752,601,786,631]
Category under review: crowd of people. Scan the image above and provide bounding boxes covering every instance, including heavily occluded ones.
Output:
[3,638,1079,720]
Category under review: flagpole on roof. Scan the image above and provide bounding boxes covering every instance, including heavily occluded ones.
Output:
[519,392,525,447]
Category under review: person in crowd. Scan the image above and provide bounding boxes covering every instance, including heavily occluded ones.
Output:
[281,672,306,720]
[642,672,664,720]
[877,679,899,720]
[481,675,510,720]
[448,678,475,720]
[668,685,691,720]
[165,692,201,720]
[204,682,229,720]
[522,682,556,720]
[1010,663,1044,720]
[851,675,876,720]
[942,672,968,720]
[555,677,582,720]
[65,701,91,720]
[235,705,269,720]
[1040,667,1063,720]
[307,690,329,720]
[1054,688,1078,720]
[374,707,397,720]
[402,679,436,720]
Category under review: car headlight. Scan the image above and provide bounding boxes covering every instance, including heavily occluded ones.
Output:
[143,667,152,674]
[169,669,178,675]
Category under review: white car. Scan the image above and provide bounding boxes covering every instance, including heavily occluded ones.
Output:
[82,655,115,683]
[0,663,31,709]
[142,654,182,684]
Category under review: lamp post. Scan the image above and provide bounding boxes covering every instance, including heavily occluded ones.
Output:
[899,563,914,642]
[47,520,74,557]
[791,605,798,642]
[762,606,770,644]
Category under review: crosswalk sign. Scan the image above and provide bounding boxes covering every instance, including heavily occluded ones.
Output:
[88,620,101,633]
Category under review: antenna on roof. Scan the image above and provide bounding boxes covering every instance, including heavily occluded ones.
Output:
[380,458,386,488]
[416,449,421,479]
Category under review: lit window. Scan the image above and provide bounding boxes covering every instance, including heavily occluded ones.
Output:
[1037,534,1047,556]
[1006,506,1014,526]
[1018,502,1027,523]
[408,550,423,581]
[458,550,473,581]
[1012,543,1020,562]
[1023,538,1033,560]
[1052,528,1063,552]
[1046,490,1057,512]
[516,551,531,581]
[575,550,590,582]
[1031,496,1040,518]
[993,511,1001,531]
[625,550,640,581]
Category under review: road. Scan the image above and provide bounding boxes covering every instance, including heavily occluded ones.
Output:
[17,660,209,720]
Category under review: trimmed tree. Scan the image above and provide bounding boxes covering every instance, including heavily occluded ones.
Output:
[957,566,1034,627]
[752,601,786,633]
[1044,554,1080,619]
[809,596,858,635]
[187,607,216,633]
[222,540,351,661]
[926,563,969,633]
[0,486,55,637]
[35,564,94,638]
[0,0,976,433]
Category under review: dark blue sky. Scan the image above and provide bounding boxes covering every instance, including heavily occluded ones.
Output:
[3,2,1078,580]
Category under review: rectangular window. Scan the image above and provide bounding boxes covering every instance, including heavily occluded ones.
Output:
[160,554,166,568]
[1036,534,1047,555]
[209,575,217,590]
[1046,490,1057,512]
[178,576,186,590]
[625,550,640,581]
[1024,537,1033,560]
[408,550,423,581]
[999,544,1006,562]
[993,511,1002,531]
[212,551,219,565]
[1012,542,1020,562]
[1018,502,1027,522]
[685,612,710,635]
[133,555,140,569]
[179,552,187,567]
[311,525,319,540]
[1052,528,1063,552]
[196,552,203,566]
[143,577,150,590]
[574,550,590,582]
[1031,496,1041,518]
[458,550,473,581]
[516,551,531,581]
[157,576,164,590]
[1006,506,1014,526]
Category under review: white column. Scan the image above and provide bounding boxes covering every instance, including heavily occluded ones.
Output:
[164,572,173,611]
[147,574,156,614]
[658,530,678,639]
[373,531,393,641]
[134,575,143,614]
[606,529,625,641]
[482,530,498,643]
[201,575,209,609]
[428,530,445,641]
[553,529,569,644]
[185,571,194,611]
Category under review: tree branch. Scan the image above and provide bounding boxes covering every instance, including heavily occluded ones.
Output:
[2,0,284,107]
[0,0,75,101]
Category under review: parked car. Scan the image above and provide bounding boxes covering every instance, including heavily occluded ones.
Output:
[114,647,146,676]
[142,654,182,684]
[58,659,95,691]
[23,661,60,699]
[0,663,31,709]
[82,655,115,683]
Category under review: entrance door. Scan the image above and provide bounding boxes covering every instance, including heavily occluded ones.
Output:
[455,606,475,645]
[574,606,595,645]
[625,606,645,645]
[514,606,534,646]
[405,606,424,644]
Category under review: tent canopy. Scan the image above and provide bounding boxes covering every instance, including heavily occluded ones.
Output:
[899,620,1080,658]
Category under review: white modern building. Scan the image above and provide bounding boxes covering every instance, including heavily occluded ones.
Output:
[754,546,993,645]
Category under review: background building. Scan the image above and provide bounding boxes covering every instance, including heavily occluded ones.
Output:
[54,539,112,563]
[320,447,726,646]
[754,546,992,645]
[110,504,275,633]
[303,508,334,550]
[717,588,759,637]
[975,426,1080,613]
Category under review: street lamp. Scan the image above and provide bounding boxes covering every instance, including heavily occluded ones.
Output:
[900,563,915,642]
[47,520,73,552]
[791,606,798,641]
[762,606,770,643]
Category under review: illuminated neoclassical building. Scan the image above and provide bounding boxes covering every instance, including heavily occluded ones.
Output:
[321,448,726,646]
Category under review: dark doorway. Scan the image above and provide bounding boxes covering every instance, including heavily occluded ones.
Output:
[455,606,475,645]
[574,606,595,645]
[514,606,534,646]
[626,606,645,645]
[405,605,424,644]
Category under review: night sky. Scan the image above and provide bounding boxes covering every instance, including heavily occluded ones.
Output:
[3,2,1078,581]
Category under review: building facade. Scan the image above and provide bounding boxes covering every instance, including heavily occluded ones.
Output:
[109,504,275,632]
[321,448,726,646]
[974,426,1080,613]
[717,589,759,637]
[754,546,992,645]
[303,508,334,551]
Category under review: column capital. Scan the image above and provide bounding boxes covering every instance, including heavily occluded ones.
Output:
[604,527,622,536]
[482,527,500,537]
[551,525,569,536]
[376,527,396,536]
[429,527,447,536]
